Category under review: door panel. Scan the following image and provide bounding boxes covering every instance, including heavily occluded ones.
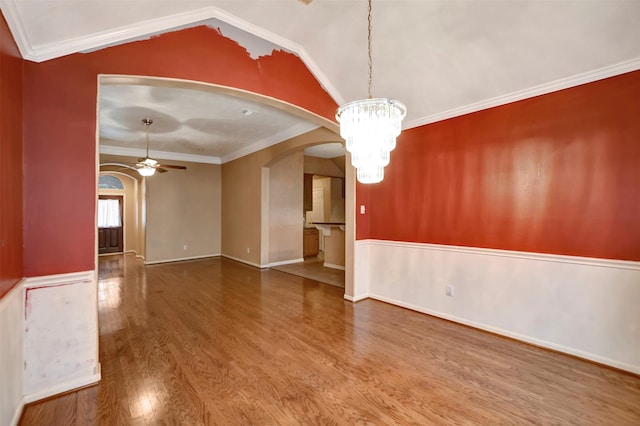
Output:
[98,195,123,254]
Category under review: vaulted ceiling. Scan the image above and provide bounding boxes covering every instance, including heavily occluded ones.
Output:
[3,0,639,162]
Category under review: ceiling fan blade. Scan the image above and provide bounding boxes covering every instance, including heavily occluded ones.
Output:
[157,164,187,170]
[157,168,168,173]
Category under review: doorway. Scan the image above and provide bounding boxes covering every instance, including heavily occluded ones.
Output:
[98,195,123,254]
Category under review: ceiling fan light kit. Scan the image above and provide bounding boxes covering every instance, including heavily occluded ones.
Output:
[336,0,406,184]
[137,165,156,176]
[135,117,187,177]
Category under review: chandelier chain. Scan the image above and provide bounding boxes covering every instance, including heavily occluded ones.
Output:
[367,0,373,99]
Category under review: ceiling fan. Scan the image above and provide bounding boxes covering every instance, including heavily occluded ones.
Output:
[136,117,187,176]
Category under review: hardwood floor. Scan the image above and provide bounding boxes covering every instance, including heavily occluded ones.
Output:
[271,253,345,288]
[20,254,640,425]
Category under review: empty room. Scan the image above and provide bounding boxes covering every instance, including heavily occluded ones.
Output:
[1,1,639,424]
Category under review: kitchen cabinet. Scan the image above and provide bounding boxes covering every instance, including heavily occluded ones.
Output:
[303,227,319,257]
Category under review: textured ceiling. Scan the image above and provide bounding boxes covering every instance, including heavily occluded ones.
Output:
[3,0,639,162]
[98,83,325,164]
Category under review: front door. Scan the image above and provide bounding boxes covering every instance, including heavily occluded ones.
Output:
[98,195,123,254]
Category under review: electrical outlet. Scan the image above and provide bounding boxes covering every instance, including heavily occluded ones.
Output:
[446,285,454,297]
[360,205,366,214]
[246,247,250,254]
[183,244,188,251]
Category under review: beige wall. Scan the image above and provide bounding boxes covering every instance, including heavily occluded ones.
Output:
[268,152,304,264]
[329,177,345,223]
[323,228,345,268]
[146,161,221,263]
[138,177,146,260]
[221,152,263,265]
[304,155,345,177]
[222,127,342,266]
[306,176,345,224]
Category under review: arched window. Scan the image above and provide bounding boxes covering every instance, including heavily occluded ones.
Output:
[98,175,124,190]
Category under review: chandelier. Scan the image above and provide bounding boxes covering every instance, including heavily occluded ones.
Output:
[336,0,406,184]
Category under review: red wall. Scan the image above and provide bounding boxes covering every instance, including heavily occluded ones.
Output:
[22,26,337,277]
[358,70,640,262]
[0,12,24,298]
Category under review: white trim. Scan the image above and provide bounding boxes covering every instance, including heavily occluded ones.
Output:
[343,293,369,303]
[220,122,320,163]
[0,278,24,311]
[268,258,304,268]
[4,4,346,105]
[98,252,125,257]
[358,239,640,271]
[221,254,265,269]
[23,270,95,289]
[404,58,640,130]
[368,292,640,375]
[144,253,221,265]
[323,263,345,271]
[9,400,23,426]
[99,145,221,164]
[0,0,32,59]
[4,1,639,128]
[23,372,101,404]
[0,279,25,426]
[101,122,320,166]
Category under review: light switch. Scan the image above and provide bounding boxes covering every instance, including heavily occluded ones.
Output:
[360,205,366,214]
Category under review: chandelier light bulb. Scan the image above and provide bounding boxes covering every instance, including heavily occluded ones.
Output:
[337,98,406,183]
[336,0,407,184]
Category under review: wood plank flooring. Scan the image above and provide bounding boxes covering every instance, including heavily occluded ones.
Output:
[20,254,640,425]
[271,254,345,288]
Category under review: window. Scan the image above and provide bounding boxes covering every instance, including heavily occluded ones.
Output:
[98,175,124,189]
[98,199,122,228]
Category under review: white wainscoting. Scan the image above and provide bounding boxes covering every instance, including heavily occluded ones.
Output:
[0,280,25,426]
[355,240,640,374]
[23,271,101,402]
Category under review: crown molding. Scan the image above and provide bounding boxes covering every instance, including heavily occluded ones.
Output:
[99,145,221,165]
[0,0,33,57]
[221,122,320,163]
[1,2,345,105]
[4,1,638,132]
[101,121,318,165]
[404,57,640,130]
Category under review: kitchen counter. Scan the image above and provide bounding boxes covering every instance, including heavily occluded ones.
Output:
[310,223,345,270]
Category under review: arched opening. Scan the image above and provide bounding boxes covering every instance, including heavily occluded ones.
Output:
[96,75,354,295]
[97,170,141,257]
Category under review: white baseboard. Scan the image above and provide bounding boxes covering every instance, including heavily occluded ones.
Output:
[324,262,345,270]
[268,258,304,267]
[369,292,640,375]
[356,239,640,374]
[144,253,221,265]
[221,254,264,269]
[23,371,101,404]
[343,293,369,303]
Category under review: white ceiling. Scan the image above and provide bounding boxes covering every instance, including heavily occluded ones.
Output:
[3,0,639,163]
[98,83,326,164]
